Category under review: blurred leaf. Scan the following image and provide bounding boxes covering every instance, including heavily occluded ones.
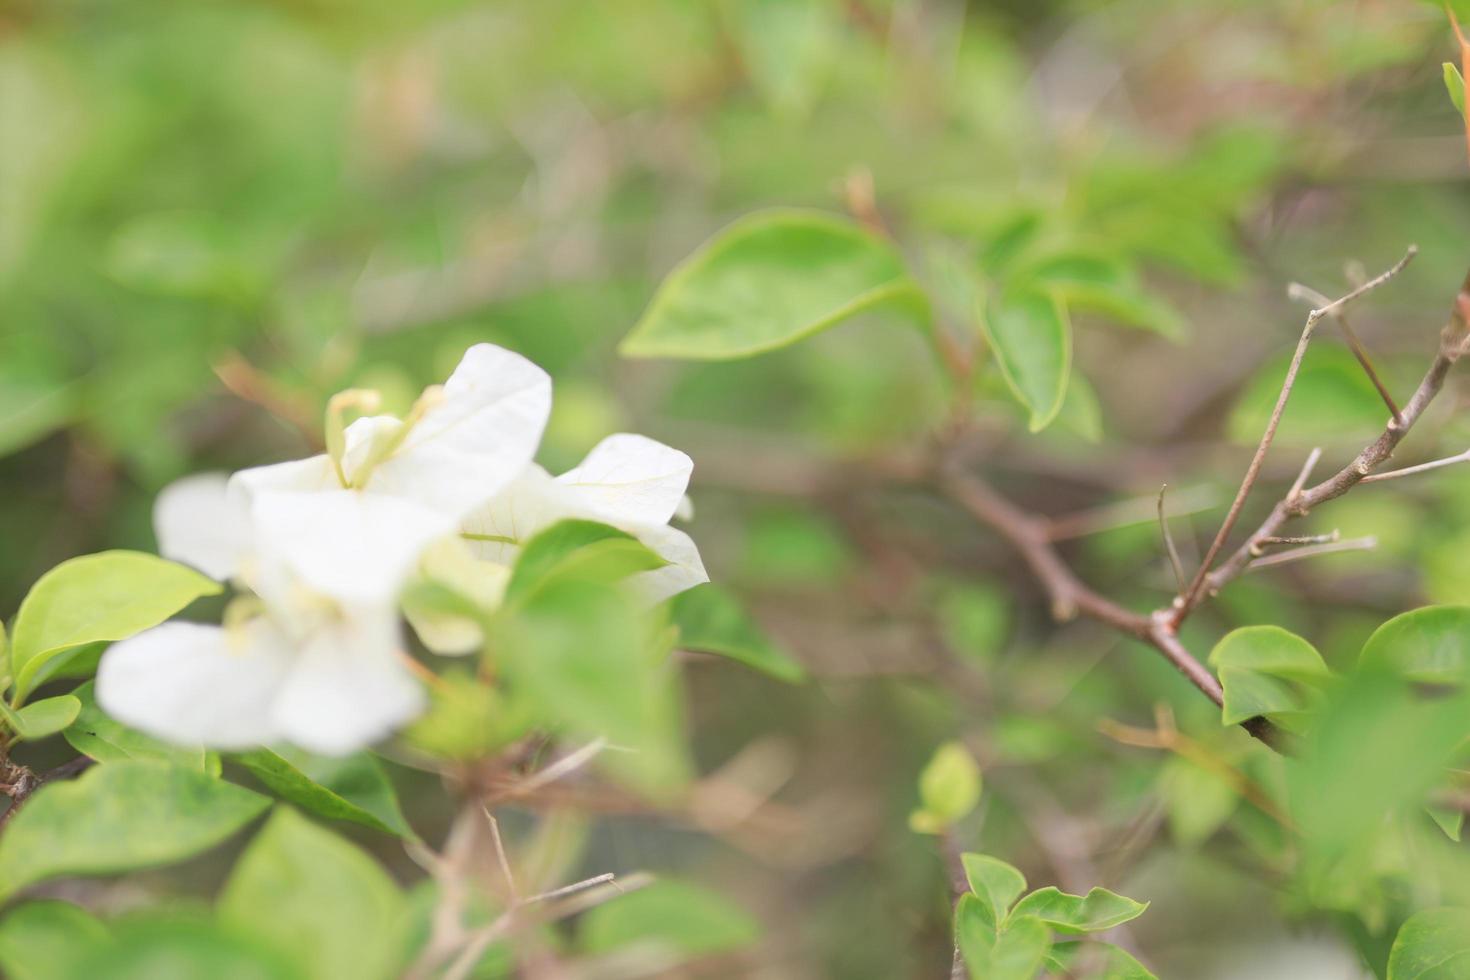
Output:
[0,380,73,461]
[1160,756,1238,847]
[1359,606,1470,687]
[1009,886,1149,934]
[959,911,1050,980]
[1388,907,1470,979]
[63,681,213,772]
[402,671,534,762]
[670,583,804,682]
[1208,625,1331,727]
[728,0,839,119]
[1228,346,1389,447]
[979,286,1071,432]
[0,901,109,980]
[0,761,267,900]
[500,577,688,795]
[1045,941,1158,979]
[1446,63,1467,121]
[1057,372,1104,442]
[235,749,413,838]
[1428,805,1466,843]
[220,808,406,980]
[69,918,297,980]
[910,741,981,834]
[505,520,663,603]
[962,853,1027,923]
[1023,251,1184,339]
[579,880,759,957]
[621,210,921,360]
[0,695,79,742]
[936,581,1010,664]
[737,509,853,588]
[9,551,220,701]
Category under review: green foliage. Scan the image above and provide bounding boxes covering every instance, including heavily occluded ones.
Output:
[620,210,922,360]
[979,286,1071,432]
[1445,63,1467,121]
[1044,941,1158,979]
[1160,756,1239,847]
[1359,605,1470,686]
[234,750,413,839]
[402,671,533,761]
[0,762,267,900]
[957,906,1050,980]
[1208,625,1332,727]
[1009,887,1150,935]
[63,681,214,772]
[961,853,1027,925]
[503,520,663,603]
[0,695,79,742]
[669,583,805,682]
[579,879,760,958]
[220,808,407,980]
[0,901,109,980]
[909,741,981,834]
[1389,908,1470,979]
[8,551,219,702]
[1228,346,1390,448]
[70,918,298,980]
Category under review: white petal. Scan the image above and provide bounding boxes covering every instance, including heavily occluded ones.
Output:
[369,344,551,519]
[340,415,406,485]
[674,495,695,523]
[96,620,292,750]
[629,523,708,604]
[153,473,251,581]
[251,490,455,603]
[459,465,575,564]
[230,455,338,503]
[271,606,424,755]
[558,434,693,527]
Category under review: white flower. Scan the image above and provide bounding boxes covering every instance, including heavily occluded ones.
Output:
[461,433,708,603]
[100,478,451,755]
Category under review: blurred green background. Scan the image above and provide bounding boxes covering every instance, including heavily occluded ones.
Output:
[5,0,1470,975]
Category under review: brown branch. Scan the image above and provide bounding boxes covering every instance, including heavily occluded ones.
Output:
[933,466,1285,751]
[1173,246,1418,624]
[1200,271,1470,599]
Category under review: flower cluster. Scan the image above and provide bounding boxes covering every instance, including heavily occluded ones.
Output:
[96,344,706,755]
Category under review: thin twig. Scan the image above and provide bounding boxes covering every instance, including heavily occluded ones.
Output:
[1249,531,1339,556]
[1174,246,1417,624]
[1289,282,1402,424]
[487,737,607,802]
[1360,448,1470,483]
[482,808,519,903]
[1157,485,1187,593]
[1287,447,1323,504]
[1246,535,1377,571]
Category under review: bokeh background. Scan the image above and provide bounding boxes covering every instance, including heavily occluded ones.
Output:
[5,0,1470,975]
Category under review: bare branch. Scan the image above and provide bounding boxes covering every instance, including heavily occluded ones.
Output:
[1157,485,1187,593]
[1249,531,1339,556]
[1289,282,1402,424]
[1360,448,1470,483]
[1246,535,1377,571]
[1287,447,1323,504]
[1174,246,1418,624]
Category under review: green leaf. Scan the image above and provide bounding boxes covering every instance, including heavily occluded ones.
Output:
[0,695,79,741]
[402,671,534,762]
[962,853,1027,923]
[70,918,298,980]
[670,584,804,683]
[0,901,109,980]
[9,551,220,701]
[1045,941,1159,979]
[955,892,999,955]
[235,748,413,838]
[505,520,664,603]
[220,808,407,980]
[1447,63,1468,122]
[935,582,1010,665]
[909,741,981,834]
[1160,756,1238,847]
[979,286,1071,432]
[960,912,1051,980]
[579,880,760,957]
[728,0,839,119]
[62,681,212,772]
[1429,805,1467,843]
[1207,625,1331,727]
[1023,251,1184,339]
[1359,606,1470,687]
[500,577,689,795]
[0,761,268,901]
[1009,886,1149,935]
[621,209,922,360]
[0,379,73,462]
[1388,908,1470,979]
